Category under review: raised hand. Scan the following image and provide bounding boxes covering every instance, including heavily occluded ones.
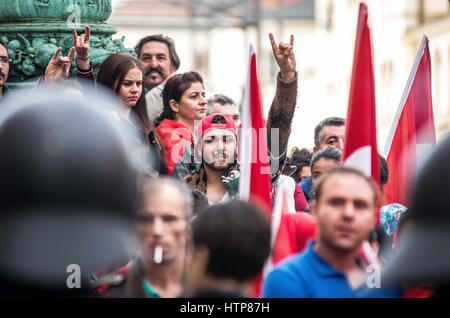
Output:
[73,25,91,71]
[44,47,75,82]
[269,33,296,81]
[73,25,90,58]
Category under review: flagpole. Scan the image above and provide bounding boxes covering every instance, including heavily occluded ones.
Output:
[383,36,429,157]
[238,45,254,201]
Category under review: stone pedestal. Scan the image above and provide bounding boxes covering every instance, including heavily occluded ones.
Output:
[0,0,133,88]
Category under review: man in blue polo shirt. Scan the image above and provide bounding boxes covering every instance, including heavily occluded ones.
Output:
[263,167,401,298]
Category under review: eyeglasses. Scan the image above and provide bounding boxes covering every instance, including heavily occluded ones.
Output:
[0,56,12,65]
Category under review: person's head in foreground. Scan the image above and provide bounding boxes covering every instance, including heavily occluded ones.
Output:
[0,88,138,296]
[186,200,270,297]
[311,167,379,256]
[383,135,450,297]
[135,177,192,269]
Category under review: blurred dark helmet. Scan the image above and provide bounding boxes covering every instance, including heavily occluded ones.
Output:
[383,135,450,286]
[0,88,138,296]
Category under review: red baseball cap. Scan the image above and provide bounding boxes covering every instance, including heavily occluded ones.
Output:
[200,114,238,138]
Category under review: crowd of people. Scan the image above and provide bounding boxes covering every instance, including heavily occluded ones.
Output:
[0,25,449,298]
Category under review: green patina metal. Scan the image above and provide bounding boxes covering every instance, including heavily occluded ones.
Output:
[0,0,133,88]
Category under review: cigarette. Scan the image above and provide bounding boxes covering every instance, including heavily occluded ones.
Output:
[153,245,163,264]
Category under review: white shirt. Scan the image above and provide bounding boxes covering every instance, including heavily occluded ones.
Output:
[145,84,164,122]
[208,192,231,206]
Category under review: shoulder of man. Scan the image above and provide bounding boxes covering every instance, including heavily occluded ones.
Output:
[263,253,311,298]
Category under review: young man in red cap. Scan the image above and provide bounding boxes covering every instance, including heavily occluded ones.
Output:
[184,113,239,205]
[181,33,298,203]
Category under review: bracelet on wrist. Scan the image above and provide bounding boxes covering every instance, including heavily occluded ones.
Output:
[76,55,89,61]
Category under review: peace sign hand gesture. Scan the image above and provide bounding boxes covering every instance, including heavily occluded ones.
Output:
[269,33,296,81]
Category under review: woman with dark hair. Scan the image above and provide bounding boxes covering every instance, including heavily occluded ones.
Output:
[96,54,150,132]
[44,25,166,175]
[96,54,166,175]
[154,71,207,175]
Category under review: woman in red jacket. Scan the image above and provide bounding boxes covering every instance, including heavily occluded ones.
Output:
[155,71,207,175]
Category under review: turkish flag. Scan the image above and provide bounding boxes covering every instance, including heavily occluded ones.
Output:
[383,36,436,206]
[239,45,272,217]
[343,3,379,185]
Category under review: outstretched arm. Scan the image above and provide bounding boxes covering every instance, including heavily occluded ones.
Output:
[73,25,94,81]
[73,25,91,71]
[266,33,298,182]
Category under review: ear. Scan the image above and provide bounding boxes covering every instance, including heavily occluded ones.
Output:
[313,146,319,153]
[169,99,179,114]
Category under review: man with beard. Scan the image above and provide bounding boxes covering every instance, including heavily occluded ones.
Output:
[0,40,11,101]
[184,114,239,205]
[135,35,180,121]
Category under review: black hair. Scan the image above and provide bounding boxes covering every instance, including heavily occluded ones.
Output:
[211,114,227,124]
[192,200,270,282]
[290,147,313,182]
[155,71,204,126]
[311,146,342,170]
[207,94,235,108]
[97,53,152,134]
[379,154,389,186]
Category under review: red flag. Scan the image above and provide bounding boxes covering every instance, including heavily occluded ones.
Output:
[239,46,273,297]
[262,190,316,293]
[239,46,272,218]
[343,3,379,185]
[271,192,294,265]
[383,36,435,206]
[271,196,317,265]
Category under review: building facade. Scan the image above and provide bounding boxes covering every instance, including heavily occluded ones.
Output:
[109,0,450,149]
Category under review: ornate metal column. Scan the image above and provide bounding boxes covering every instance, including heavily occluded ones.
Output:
[0,0,133,88]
